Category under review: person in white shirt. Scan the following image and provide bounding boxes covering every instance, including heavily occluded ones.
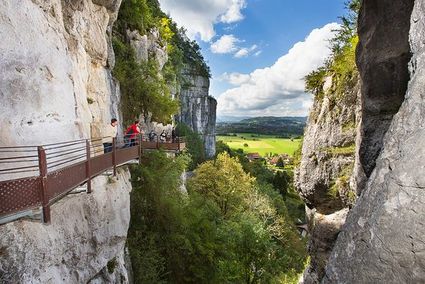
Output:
[103,118,118,153]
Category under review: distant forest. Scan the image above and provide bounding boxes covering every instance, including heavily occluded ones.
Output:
[217,116,307,137]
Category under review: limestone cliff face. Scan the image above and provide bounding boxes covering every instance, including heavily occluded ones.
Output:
[324,0,425,282]
[177,70,217,158]
[0,0,133,283]
[295,75,361,282]
[0,170,132,283]
[298,0,425,283]
[127,30,217,157]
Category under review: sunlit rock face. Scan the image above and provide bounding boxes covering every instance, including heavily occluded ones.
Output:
[324,0,425,282]
[0,0,124,146]
[295,75,361,282]
[0,0,134,283]
[177,71,217,158]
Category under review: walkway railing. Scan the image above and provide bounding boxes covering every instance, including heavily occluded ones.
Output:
[0,135,185,224]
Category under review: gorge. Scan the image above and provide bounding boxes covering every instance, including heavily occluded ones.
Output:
[0,0,424,283]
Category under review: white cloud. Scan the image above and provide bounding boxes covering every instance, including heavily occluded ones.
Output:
[158,0,247,41]
[254,50,262,57]
[221,72,251,85]
[220,0,247,23]
[234,44,258,58]
[217,23,340,117]
[211,35,240,54]
[234,48,249,58]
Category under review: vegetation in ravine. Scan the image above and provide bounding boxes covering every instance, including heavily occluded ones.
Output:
[175,122,206,170]
[127,150,307,284]
[304,0,360,101]
[113,0,210,125]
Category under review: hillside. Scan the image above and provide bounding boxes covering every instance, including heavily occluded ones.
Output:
[217,116,307,137]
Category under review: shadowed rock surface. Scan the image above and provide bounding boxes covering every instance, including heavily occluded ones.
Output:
[324,0,425,282]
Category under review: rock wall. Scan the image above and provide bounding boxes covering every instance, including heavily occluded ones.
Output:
[0,170,132,283]
[127,30,217,157]
[295,75,361,282]
[0,0,133,283]
[324,0,425,282]
[177,71,217,158]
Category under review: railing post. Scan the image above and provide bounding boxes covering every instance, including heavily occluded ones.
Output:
[86,140,92,193]
[112,137,117,176]
[37,146,51,224]
[156,135,160,150]
[138,134,143,164]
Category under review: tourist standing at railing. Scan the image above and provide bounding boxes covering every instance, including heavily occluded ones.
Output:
[103,118,118,153]
[171,127,176,143]
[125,120,141,147]
[160,130,166,143]
[148,130,156,142]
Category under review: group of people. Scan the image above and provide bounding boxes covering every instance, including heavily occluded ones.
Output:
[102,118,177,153]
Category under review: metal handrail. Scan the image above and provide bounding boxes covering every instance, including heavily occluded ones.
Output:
[0,135,186,224]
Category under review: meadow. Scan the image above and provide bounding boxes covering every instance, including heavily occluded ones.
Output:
[217,133,302,156]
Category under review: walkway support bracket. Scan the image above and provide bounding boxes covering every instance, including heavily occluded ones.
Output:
[86,140,92,193]
[112,138,117,176]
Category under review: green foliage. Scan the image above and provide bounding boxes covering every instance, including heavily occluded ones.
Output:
[176,123,206,170]
[128,151,307,283]
[323,143,356,156]
[107,257,117,274]
[304,0,360,101]
[305,67,327,99]
[113,0,210,125]
[216,141,305,224]
[292,138,304,167]
[127,151,190,283]
[188,153,254,217]
[113,37,179,124]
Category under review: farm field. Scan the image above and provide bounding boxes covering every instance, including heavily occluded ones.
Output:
[217,133,302,156]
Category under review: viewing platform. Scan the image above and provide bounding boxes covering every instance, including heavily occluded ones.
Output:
[0,135,186,225]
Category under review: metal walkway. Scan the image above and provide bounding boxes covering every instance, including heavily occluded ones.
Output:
[0,135,185,224]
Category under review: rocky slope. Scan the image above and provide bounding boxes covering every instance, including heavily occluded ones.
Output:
[295,74,361,282]
[298,0,425,282]
[0,0,132,282]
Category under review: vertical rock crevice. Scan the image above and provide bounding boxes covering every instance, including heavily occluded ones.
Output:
[356,0,414,179]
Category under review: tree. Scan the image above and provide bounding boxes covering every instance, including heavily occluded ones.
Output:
[188,153,254,217]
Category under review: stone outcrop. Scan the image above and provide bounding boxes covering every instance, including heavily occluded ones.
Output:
[0,170,132,283]
[295,75,361,282]
[0,0,132,282]
[0,0,124,146]
[177,71,217,158]
[324,0,425,282]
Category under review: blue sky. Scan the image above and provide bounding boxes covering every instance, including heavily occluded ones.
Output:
[158,0,347,117]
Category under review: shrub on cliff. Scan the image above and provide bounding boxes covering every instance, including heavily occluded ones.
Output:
[305,0,360,100]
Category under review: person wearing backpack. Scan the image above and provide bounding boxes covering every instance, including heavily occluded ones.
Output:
[125,120,140,147]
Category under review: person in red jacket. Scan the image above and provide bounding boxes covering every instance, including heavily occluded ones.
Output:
[125,120,141,147]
